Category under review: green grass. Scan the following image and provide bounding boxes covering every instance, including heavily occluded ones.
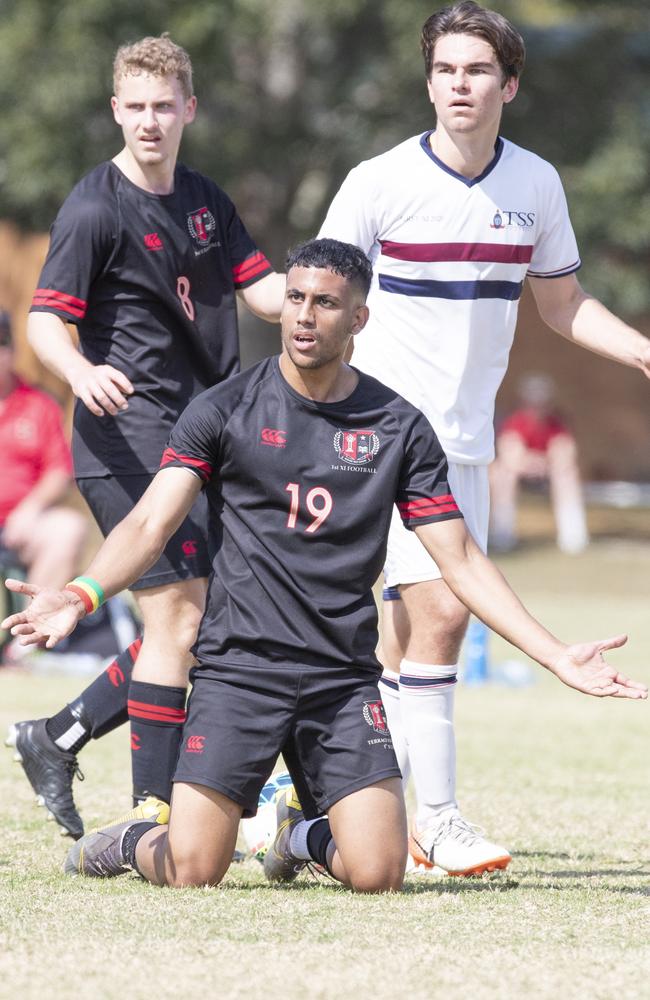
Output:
[1,537,649,1000]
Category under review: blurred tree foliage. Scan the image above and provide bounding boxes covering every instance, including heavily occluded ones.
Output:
[0,0,648,313]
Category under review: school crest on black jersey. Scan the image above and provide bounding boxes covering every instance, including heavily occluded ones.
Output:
[334,429,380,465]
[187,206,217,251]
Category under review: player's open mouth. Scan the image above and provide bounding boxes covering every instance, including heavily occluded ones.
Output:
[293,334,316,348]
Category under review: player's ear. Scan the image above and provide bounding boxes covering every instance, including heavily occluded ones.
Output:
[184,95,197,124]
[350,304,370,336]
[502,75,519,104]
[111,95,122,126]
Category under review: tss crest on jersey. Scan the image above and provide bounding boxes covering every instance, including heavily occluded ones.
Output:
[187,206,217,254]
[334,429,380,465]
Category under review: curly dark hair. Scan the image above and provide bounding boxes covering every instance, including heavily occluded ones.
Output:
[286,239,373,298]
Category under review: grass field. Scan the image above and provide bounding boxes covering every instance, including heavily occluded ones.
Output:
[1,532,649,1000]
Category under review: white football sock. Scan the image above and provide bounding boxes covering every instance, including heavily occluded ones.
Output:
[379,669,410,786]
[399,658,458,829]
[289,818,326,860]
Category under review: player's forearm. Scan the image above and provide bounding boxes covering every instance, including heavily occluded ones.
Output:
[81,511,168,601]
[537,285,649,372]
[80,469,201,600]
[27,312,92,387]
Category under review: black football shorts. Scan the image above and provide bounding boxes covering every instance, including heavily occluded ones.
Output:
[174,661,401,817]
[76,473,212,590]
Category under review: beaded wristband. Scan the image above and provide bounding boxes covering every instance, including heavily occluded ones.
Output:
[64,576,105,615]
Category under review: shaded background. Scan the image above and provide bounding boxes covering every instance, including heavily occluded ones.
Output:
[1,0,648,481]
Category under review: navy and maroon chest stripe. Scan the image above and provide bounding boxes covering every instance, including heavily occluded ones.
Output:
[377,239,530,301]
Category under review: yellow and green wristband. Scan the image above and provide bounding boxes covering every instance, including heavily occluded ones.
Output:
[64,576,105,616]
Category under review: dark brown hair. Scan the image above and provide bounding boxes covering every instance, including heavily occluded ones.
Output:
[421,2,525,82]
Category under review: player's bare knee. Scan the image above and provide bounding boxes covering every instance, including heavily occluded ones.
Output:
[438,600,470,641]
[407,599,468,657]
[139,585,204,653]
[348,857,405,894]
[166,852,226,888]
[168,601,203,652]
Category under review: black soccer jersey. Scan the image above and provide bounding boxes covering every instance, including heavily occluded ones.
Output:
[161,357,463,672]
[30,161,273,476]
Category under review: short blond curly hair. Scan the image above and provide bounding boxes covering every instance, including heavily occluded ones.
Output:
[113,33,194,100]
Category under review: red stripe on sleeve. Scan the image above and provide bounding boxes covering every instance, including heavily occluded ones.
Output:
[397,494,460,520]
[397,494,457,511]
[232,250,265,275]
[401,504,460,520]
[233,258,271,286]
[32,289,87,319]
[232,251,272,285]
[160,447,212,479]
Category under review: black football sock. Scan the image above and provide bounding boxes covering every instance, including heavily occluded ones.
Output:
[45,638,142,753]
[306,817,334,873]
[128,680,187,804]
[122,821,162,876]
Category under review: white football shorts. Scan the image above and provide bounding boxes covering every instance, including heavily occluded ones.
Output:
[384,462,489,588]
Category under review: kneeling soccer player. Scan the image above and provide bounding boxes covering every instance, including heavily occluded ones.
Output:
[4,239,646,892]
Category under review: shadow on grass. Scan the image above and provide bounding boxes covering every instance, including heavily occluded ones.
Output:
[237,874,650,897]
[218,874,521,895]
[543,868,650,878]
[542,883,650,896]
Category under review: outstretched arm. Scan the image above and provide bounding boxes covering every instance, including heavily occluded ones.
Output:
[2,467,202,648]
[529,273,650,379]
[415,518,647,700]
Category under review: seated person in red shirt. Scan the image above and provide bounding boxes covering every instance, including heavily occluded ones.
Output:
[0,310,87,591]
[490,373,589,554]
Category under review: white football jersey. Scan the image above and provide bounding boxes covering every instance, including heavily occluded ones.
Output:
[319,133,580,464]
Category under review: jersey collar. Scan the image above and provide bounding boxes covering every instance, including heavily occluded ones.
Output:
[274,356,366,411]
[420,131,504,187]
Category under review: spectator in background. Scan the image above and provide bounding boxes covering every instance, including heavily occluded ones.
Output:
[0,309,87,590]
[490,373,589,554]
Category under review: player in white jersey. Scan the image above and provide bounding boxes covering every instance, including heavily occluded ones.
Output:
[319,0,650,876]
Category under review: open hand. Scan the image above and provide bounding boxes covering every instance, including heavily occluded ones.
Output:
[551,635,647,699]
[1,579,85,649]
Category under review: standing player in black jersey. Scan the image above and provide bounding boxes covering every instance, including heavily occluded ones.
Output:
[4,240,645,891]
[6,34,285,839]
